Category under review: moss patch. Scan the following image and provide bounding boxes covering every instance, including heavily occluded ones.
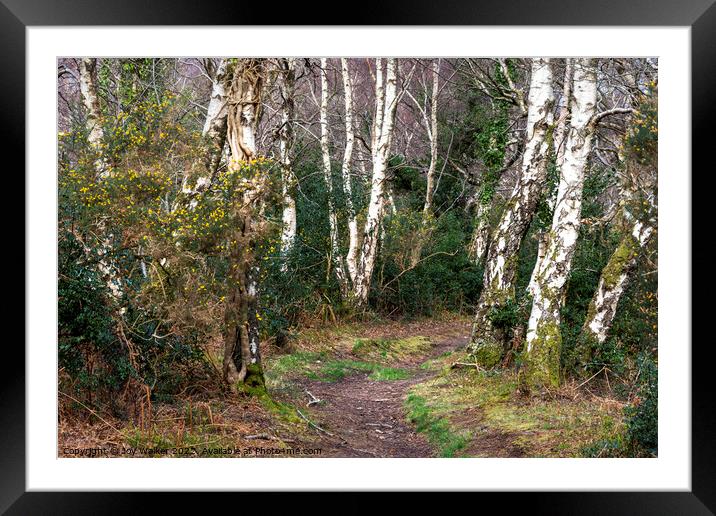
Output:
[469,340,503,368]
[523,318,561,390]
[351,336,432,362]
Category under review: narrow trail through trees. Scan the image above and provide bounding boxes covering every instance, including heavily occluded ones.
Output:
[284,332,514,458]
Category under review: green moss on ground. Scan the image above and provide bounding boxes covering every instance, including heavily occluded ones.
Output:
[351,336,432,362]
[406,368,625,457]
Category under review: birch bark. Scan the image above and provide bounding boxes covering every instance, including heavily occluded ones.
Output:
[278,58,297,265]
[352,58,399,307]
[524,58,598,388]
[202,58,231,177]
[340,58,360,285]
[320,58,350,296]
[527,59,573,295]
[581,213,654,346]
[78,58,127,307]
[79,58,106,176]
[410,59,440,267]
[468,58,555,365]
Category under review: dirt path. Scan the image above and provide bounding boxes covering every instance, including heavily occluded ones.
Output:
[295,335,468,457]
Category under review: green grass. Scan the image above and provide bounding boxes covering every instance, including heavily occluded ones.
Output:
[405,393,470,457]
[351,336,432,362]
[266,351,326,377]
[406,368,626,457]
[307,360,375,382]
[306,359,411,382]
[368,366,411,381]
[267,350,411,385]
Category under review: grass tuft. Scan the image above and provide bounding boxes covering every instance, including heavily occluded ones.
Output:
[405,393,470,457]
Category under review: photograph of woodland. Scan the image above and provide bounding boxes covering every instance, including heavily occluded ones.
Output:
[58,57,657,458]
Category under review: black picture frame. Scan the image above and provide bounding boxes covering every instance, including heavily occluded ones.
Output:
[6,0,712,513]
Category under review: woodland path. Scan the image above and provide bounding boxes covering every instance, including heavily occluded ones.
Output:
[294,334,469,458]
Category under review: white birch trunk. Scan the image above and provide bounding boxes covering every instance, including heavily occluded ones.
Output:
[524,58,598,388]
[320,58,350,296]
[581,215,654,345]
[411,59,441,267]
[526,59,573,295]
[278,58,297,266]
[423,59,440,217]
[468,58,555,365]
[353,58,399,307]
[202,58,231,177]
[340,58,360,285]
[78,58,106,176]
[78,58,126,308]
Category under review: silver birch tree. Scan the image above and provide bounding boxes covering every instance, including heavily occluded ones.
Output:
[352,58,400,307]
[340,58,360,285]
[320,58,351,296]
[468,58,555,365]
[277,58,297,265]
[523,58,598,388]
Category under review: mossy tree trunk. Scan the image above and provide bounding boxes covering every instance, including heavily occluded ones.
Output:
[524,58,598,389]
[580,218,653,349]
[222,59,266,393]
[579,82,657,363]
[468,58,555,366]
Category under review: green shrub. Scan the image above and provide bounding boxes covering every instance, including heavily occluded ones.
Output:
[624,354,658,456]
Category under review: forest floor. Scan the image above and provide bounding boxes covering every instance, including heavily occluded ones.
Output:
[58,313,627,458]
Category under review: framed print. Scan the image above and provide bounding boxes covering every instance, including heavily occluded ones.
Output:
[7,0,713,512]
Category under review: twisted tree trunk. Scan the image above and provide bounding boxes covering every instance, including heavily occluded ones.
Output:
[222,59,266,391]
[468,58,555,366]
